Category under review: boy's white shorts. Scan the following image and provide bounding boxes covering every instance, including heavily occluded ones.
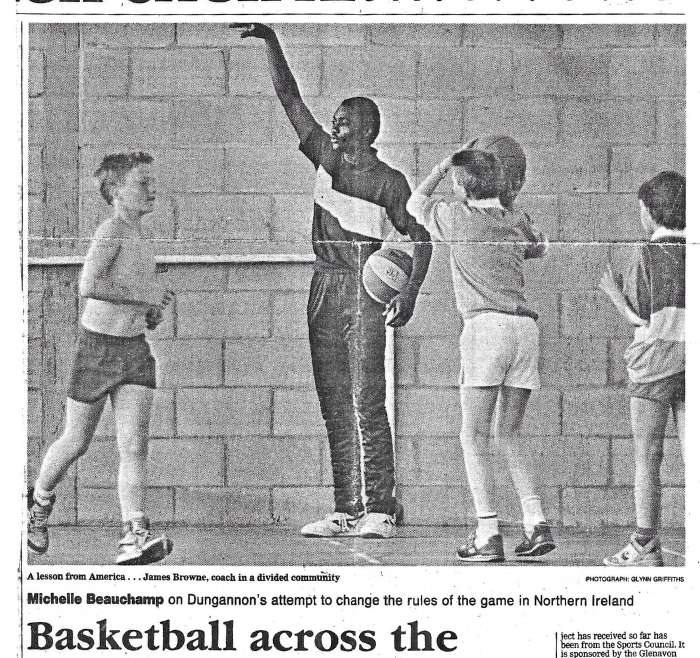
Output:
[459,312,540,390]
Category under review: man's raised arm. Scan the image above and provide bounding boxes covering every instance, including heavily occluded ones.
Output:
[231,23,316,141]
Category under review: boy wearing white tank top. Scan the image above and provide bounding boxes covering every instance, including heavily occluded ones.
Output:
[28,152,174,565]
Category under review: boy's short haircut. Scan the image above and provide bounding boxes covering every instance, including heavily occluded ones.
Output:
[638,171,686,230]
[465,135,526,209]
[450,149,502,200]
[93,151,154,206]
[340,96,381,144]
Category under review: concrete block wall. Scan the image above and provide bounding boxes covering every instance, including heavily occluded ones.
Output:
[27,23,685,528]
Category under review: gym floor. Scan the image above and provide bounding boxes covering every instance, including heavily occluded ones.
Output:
[27,526,686,567]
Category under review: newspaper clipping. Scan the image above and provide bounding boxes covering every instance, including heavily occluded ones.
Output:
[12,0,695,656]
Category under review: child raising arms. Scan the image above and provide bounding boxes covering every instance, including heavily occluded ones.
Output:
[600,171,685,567]
[28,152,174,565]
[407,138,554,562]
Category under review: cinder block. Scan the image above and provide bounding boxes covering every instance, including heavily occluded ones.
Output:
[367,98,416,144]
[159,264,228,293]
[609,338,629,386]
[82,49,129,97]
[610,48,685,97]
[416,338,460,386]
[45,50,79,98]
[28,50,45,98]
[132,49,226,97]
[540,338,608,387]
[563,388,630,437]
[30,23,77,50]
[463,24,561,48]
[371,24,461,46]
[175,487,272,525]
[168,148,225,193]
[610,145,686,193]
[229,48,321,96]
[272,388,324,436]
[177,388,272,436]
[521,388,562,437]
[396,486,470,525]
[560,291,637,338]
[150,339,223,387]
[173,98,272,146]
[149,439,224,486]
[657,98,685,144]
[227,437,322,486]
[562,25,654,48]
[77,487,173,525]
[225,145,315,194]
[176,194,270,240]
[82,100,172,145]
[611,438,684,487]
[656,25,686,47]
[28,198,46,238]
[396,387,460,437]
[417,100,463,144]
[396,436,465,486]
[514,49,610,97]
[272,292,309,338]
[27,389,42,437]
[81,23,175,48]
[271,486,333,526]
[224,339,312,387]
[177,23,246,47]
[562,487,634,527]
[560,193,641,242]
[661,487,684,528]
[420,48,512,98]
[177,291,270,338]
[395,337,417,385]
[270,195,312,242]
[226,263,312,292]
[525,144,609,194]
[28,145,44,195]
[526,243,609,293]
[326,47,418,98]
[517,194,560,242]
[397,294,462,338]
[465,96,558,145]
[562,99,655,144]
[318,25,367,46]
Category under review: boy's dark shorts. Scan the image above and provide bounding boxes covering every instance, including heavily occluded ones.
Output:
[629,371,685,405]
[67,328,156,404]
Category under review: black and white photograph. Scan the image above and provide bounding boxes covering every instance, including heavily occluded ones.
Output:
[24,20,687,569]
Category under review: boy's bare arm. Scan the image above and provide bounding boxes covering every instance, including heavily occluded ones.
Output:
[232,23,316,142]
[599,264,647,327]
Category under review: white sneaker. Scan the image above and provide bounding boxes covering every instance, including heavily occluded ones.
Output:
[300,512,364,537]
[358,512,396,539]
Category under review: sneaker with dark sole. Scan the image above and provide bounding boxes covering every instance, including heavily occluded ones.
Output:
[514,523,556,557]
[358,513,396,539]
[603,536,663,567]
[457,532,505,563]
[300,512,364,537]
[27,487,55,555]
[116,519,173,566]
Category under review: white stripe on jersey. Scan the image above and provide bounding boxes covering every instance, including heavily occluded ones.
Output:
[314,166,392,240]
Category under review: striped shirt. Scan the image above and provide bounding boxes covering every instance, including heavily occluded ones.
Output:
[299,123,418,271]
[623,227,685,383]
[407,193,547,319]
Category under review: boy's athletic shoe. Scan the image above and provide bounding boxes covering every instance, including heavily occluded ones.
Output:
[514,523,556,557]
[300,512,364,537]
[27,487,55,555]
[457,531,505,562]
[603,536,663,567]
[358,512,396,539]
[116,518,173,566]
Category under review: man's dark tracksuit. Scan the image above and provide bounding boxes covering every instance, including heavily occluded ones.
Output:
[300,123,419,516]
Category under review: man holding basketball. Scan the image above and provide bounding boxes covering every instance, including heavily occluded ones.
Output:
[233,23,432,539]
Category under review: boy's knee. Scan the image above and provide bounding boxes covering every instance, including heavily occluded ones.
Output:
[118,437,149,460]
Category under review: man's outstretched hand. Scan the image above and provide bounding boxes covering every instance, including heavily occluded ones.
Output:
[229,23,276,40]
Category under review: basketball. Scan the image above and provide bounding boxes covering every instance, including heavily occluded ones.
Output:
[362,248,413,305]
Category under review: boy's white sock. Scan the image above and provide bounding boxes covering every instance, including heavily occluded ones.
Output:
[476,514,499,546]
[521,495,545,535]
[33,486,54,507]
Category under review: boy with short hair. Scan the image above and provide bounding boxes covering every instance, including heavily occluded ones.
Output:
[600,171,685,567]
[27,152,174,565]
[407,138,555,562]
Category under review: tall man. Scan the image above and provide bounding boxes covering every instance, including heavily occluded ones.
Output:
[233,24,432,538]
